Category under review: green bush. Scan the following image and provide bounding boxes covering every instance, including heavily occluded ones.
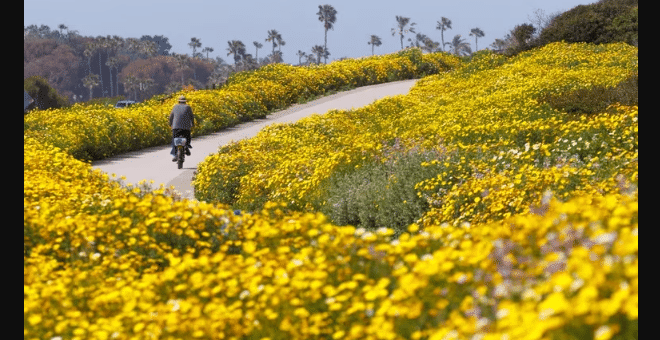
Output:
[24,75,69,112]
[320,140,450,235]
[538,71,637,114]
[537,0,638,46]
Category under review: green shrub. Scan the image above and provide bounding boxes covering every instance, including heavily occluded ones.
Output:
[24,75,69,112]
[538,71,637,114]
[537,0,638,46]
[320,139,450,235]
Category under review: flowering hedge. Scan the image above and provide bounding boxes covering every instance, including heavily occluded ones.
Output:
[23,48,459,161]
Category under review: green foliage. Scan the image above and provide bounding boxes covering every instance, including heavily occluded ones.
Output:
[504,24,537,56]
[538,70,637,114]
[23,75,69,112]
[320,140,453,236]
[537,0,638,46]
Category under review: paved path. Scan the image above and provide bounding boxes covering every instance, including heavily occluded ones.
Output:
[92,79,418,200]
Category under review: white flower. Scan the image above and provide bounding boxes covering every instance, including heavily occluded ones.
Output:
[594,232,617,245]
[569,278,584,292]
[538,308,554,320]
[595,325,612,340]
[496,308,509,319]
[476,317,490,330]
[168,299,180,312]
[360,231,374,240]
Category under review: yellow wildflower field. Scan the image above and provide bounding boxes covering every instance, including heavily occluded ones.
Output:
[25,42,637,339]
[24,49,458,161]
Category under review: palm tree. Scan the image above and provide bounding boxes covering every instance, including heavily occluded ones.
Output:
[82,74,100,100]
[138,40,158,59]
[189,37,202,58]
[265,29,280,55]
[57,24,68,42]
[409,33,439,53]
[83,47,94,75]
[105,57,120,97]
[202,47,214,60]
[391,16,416,50]
[122,75,139,101]
[227,40,246,66]
[367,35,382,55]
[449,34,472,56]
[276,35,286,53]
[311,45,327,64]
[469,28,485,51]
[104,37,122,96]
[253,41,263,60]
[303,54,315,66]
[137,78,155,101]
[435,17,452,52]
[297,50,307,65]
[93,38,106,96]
[171,53,191,85]
[317,4,337,64]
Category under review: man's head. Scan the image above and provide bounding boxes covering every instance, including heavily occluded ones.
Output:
[178,95,187,104]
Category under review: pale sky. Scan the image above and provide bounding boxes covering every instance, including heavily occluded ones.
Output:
[25,0,597,65]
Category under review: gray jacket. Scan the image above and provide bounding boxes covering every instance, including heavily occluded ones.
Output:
[169,104,196,130]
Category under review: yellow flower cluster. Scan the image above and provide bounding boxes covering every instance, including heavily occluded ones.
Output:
[193,42,638,219]
[24,48,459,161]
[24,134,637,339]
[25,42,637,339]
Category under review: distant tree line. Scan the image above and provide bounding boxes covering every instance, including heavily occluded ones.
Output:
[24,0,637,111]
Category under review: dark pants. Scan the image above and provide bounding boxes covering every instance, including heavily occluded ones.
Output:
[170,129,191,156]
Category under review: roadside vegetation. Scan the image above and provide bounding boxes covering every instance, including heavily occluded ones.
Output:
[25,0,637,338]
[24,49,457,161]
[25,41,637,339]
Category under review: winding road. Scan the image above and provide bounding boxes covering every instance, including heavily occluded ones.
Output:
[92,79,418,200]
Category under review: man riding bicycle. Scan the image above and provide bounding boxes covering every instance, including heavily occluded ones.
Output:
[169,95,196,162]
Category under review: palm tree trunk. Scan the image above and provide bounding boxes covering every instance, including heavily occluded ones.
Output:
[324,29,328,63]
[441,32,445,52]
[97,52,104,97]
